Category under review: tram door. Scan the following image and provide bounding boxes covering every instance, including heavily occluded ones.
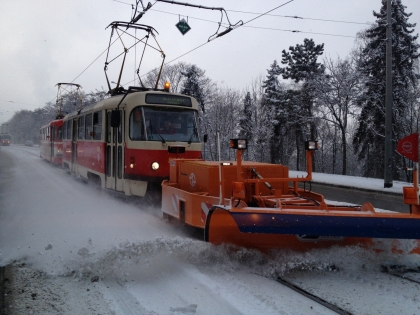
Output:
[105,110,124,192]
[50,126,54,162]
[71,119,77,171]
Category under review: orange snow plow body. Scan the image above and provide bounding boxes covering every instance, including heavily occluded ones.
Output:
[161,140,420,254]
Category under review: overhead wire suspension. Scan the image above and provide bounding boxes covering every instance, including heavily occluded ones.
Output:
[131,0,243,41]
[55,83,83,118]
[104,21,165,94]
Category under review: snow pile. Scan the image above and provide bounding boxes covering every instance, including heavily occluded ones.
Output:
[5,231,420,315]
[290,170,408,194]
[59,236,420,283]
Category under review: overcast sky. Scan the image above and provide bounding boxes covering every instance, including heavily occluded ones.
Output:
[1,0,419,124]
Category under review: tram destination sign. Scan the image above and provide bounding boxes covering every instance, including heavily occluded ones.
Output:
[146,94,192,107]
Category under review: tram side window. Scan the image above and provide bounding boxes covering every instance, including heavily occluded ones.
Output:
[63,121,67,140]
[85,113,93,140]
[129,107,145,140]
[107,112,111,143]
[78,116,85,139]
[118,146,122,179]
[118,110,122,144]
[66,120,72,140]
[93,111,102,140]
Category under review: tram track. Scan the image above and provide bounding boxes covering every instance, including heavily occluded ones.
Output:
[275,276,353,315]
[385,272,420,285]
[381,265,420,285]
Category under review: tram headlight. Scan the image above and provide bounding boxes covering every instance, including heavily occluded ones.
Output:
[130,157,135,169]
[151,162,160,171]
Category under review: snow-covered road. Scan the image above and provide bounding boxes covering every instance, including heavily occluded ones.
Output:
[1,145,420,315]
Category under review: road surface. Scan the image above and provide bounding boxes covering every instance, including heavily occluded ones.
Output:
[1,145,420,315]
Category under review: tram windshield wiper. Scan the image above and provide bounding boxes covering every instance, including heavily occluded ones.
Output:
[188,128,198,144]
[149,125,166,144]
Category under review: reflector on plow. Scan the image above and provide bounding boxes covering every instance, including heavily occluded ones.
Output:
[162,138,420,255]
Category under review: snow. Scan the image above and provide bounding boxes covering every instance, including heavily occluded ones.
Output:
[1,145,420,315]
[290,170,406,195]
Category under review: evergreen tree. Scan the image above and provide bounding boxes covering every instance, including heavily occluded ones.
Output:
[238,92,254,160]
[353,0,420,179]
[280,39,325,84]
[261,60,283,163]
[238,92,254,141]
[280,39,325,169]
[180,65,207,113]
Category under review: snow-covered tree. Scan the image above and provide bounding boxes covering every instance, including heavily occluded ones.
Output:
[312,57,361,175]
[143,62,191,92]
[261,60,283,163]
[7,90,108,145]
[353,0,420,180]
[277,87,305,169]
[202,86,242,161]
[238,92,254,160]
[180,64,209,113]
[245,75,267,162]
[280,38,325,170]
[238,92,253,140]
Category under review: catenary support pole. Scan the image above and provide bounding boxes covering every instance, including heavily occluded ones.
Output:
[384,0,393,188]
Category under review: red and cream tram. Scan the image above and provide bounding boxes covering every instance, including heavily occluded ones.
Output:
[40,119,64,165]
[0,134,11,146]
[62,88,203,197]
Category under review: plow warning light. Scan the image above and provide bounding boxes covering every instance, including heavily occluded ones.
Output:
[230,139,247,150]
[305,140,318,151]
[163,82,171,91]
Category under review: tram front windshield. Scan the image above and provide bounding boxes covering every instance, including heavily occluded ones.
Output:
[129,106,200,143]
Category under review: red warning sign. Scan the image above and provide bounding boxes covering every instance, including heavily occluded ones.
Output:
[397,133,419,162]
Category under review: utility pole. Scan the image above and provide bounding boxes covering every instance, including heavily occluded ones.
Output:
[384,0,393,188]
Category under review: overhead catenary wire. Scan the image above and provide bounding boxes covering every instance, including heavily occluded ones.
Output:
[226,9,371,25]
[149,8,356,38]
[119,0,296,87]
[113,0,370,26]
[71,46,110,84]
[66,0,359,94]
[240,0,294,26]
[13,0,361,107]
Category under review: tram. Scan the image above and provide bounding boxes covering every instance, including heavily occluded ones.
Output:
[40,119,64,165]
[0,134,11,146]
[62,86,203,197]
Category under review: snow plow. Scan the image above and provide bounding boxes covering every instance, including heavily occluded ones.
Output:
[161,139,420,254]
